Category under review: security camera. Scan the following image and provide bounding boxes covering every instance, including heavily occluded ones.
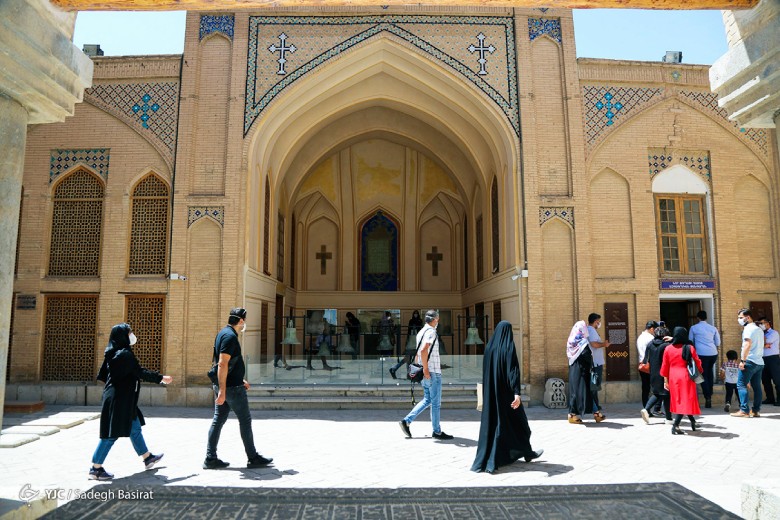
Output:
[179,275,187,281]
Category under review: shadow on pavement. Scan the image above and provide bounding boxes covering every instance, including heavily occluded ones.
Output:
[582,422,632,430]
[687,430,740,439]
[494,461,575,476]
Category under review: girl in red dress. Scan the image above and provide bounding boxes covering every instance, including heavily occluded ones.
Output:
[660,326,703,435]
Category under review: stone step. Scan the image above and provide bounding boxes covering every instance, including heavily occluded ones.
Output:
[3,400,45,414]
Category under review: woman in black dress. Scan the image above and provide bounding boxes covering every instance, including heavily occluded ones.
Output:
[471,321,543,473]
[89,323,172,480]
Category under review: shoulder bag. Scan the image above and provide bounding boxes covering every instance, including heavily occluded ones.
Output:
[407,334,437,383]
[683,344,705,384]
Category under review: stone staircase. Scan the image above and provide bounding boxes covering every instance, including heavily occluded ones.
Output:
[246,384,530,410]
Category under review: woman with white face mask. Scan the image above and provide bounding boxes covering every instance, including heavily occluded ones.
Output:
[90,323,173,481]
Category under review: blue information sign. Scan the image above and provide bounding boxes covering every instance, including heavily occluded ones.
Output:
[659,279,716,290]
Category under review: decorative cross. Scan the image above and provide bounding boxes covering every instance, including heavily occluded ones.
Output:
[131,93,160,129]
[468,33,495,76]
[315,245,332,275]
[268,33,296,75]
[426,246,444,277]
[595,92,623,126]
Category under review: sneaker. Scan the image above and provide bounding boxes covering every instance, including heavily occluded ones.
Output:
[88,466,114,481]
[705,399,712,409]
[724,403,730,413]
[143,453,164,470]
[750,411,761,418]
[389,368,397,380]
[203,457,230,469]
[399,420,412,438]
[640,409,650,424]
[247,455,273,468]
[730,411,750,418]
[432,431,454,440]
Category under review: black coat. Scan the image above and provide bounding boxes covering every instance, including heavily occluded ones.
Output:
[97,324,162,439]
[646,337,670,395]
[471,321,533,473]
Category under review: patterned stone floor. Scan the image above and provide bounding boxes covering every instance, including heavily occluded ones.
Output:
[43,483,738,519]
[3,401,777,518]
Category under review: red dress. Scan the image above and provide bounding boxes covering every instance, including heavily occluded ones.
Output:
[660,343,703,415]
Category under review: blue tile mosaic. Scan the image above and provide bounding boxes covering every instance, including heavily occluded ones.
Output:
[648,148,711,179]
[528,18,561,44]
[582,85,664,150]
[200,15,234,41]
[244,16,520,138]
[188,206,225,227]
[50,149,110,184]
[539,207,574,228]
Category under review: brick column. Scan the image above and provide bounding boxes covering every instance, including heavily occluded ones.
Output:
[0,0,92,432]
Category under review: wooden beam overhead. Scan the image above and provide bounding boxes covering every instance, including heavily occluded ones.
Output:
[49,0,759,12]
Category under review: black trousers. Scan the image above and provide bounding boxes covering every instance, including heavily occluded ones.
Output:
[725,382,740,406]
[761,355,780,403]
[640,370,650,407]
[645,393,671,420]
[699,355,718,400]
[568,351,592,416]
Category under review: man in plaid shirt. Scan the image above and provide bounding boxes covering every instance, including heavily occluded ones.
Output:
[399,310,453,440]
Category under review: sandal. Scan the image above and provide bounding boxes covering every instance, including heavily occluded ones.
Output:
[568,414,583,424]
[594,411,606,423]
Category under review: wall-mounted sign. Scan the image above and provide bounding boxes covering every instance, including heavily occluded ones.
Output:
[659,279,716,290]
[16,294,37,310]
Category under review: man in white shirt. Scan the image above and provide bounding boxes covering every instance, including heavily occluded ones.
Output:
[731,308,765,418]
[636,321,657,407]
[758,317,780,406]
[585,313,611,422]
[688,310,721,408]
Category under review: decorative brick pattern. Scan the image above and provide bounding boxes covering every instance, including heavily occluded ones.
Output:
[528,18,561,44]
[50,149,110,184]
[49,171,104,277]
[245,16,519,137]
[188,206,224,227]
[648,148,711,179]
[583,85,664,149]
[85,82,179,166]
[678,90,769,158]
[126,296,165,372]
[539,207,574,228]
[42,295,98,381]
[130,176,169,276]
[200,14,234,41]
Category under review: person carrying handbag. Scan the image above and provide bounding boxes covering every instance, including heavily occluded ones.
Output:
[660,327,703,435]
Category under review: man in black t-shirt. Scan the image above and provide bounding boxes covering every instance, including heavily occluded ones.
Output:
[204,308,273,470]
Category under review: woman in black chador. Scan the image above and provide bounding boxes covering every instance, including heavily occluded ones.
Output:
[471,321,543,473]
[89,323,172,480]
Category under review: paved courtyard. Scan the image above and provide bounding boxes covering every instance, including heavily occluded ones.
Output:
[2,401,778,517]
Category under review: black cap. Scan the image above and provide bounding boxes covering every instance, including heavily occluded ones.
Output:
[229,307,247,320]
[645,320,659,330]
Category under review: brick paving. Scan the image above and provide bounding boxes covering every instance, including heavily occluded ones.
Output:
[2,402,778,517]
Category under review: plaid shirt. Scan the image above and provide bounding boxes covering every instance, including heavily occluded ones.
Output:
[415,324,441,374]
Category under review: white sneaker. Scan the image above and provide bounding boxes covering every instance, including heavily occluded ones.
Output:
[640,409,650,424]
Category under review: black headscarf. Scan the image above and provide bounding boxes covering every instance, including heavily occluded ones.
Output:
[671,326,688,346]
[105,323,132,357]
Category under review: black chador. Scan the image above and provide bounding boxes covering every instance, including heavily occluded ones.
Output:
[471,321,541,473]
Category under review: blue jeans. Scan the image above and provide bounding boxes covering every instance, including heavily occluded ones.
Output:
[737,361,764,414]
[404,373,442,434]
[92,417,148,465]
[207,385,258,460]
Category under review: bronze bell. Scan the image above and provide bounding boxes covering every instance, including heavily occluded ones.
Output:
[464,321,484,345]
[337,333,355,354]
[281,320,300,345]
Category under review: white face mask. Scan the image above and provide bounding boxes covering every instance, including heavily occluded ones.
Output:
[597,322,602,329]
[759,324,767,331]
[241,323,247,333]
[128,333,137,346]
[738,317,747,327]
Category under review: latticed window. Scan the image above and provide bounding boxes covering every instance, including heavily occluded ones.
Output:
[463,218,469,288]
[476,215,484,282]
[491,177,499,274]
[126,295,164,372]
[129,175,169,275]
[42,295,97,381]
[656,195,708,275]
[277,213,285,282]
[48,170,104,276]
[263,177,271,274]
[493,300,502,329]
[290,213,296,288]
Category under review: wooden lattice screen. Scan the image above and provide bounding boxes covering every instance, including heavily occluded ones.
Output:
[129,175,169,275]
[48,170,104,277]
[493,300,502,329]
[42,295,98,381]
[476,215,484,283]
[6,294,14,382]
[277,213,284,282]
[125,295,164,372]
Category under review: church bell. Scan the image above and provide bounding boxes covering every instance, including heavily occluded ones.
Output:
[337,333,355,354]
[377,334,393,353]
[464,321,484,345]
[282,320,301,345]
